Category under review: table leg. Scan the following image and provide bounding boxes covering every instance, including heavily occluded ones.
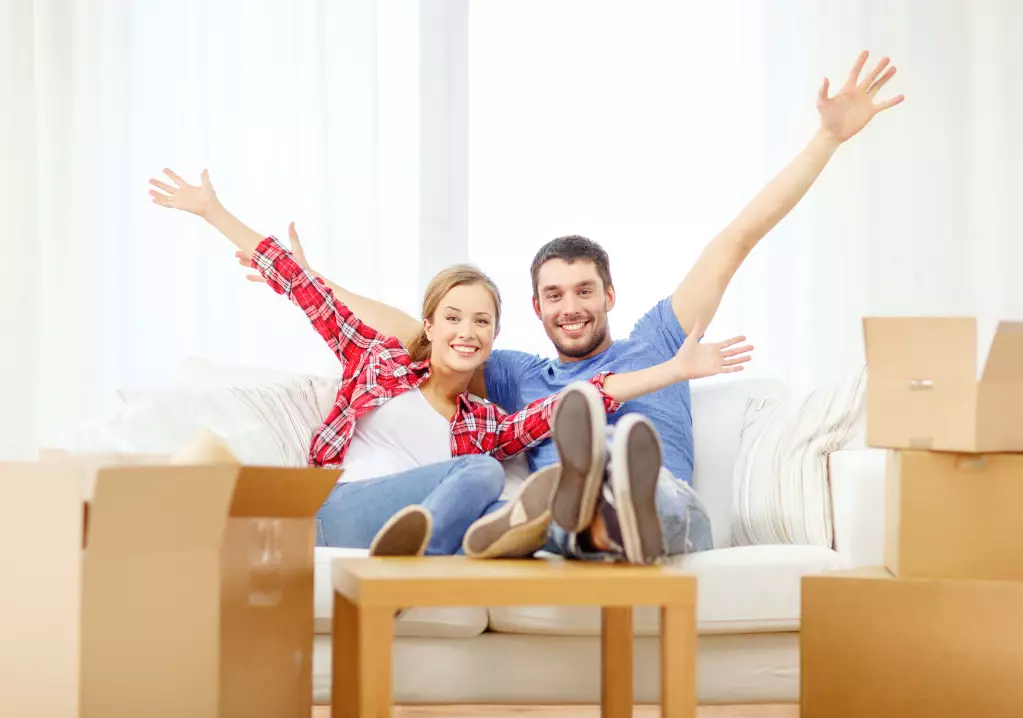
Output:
[601,606,633,718]
[332,596,394,718]
[661,602,695,718]
[332,592,358,718]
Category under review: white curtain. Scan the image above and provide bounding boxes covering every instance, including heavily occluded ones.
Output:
[0,0,422,458]
[467,0,1023,392]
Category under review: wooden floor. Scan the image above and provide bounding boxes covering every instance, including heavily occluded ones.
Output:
[312,705,799,717]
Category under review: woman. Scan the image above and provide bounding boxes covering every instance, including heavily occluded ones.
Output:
[148,168,753,559]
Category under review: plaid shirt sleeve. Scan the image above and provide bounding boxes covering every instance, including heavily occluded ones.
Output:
[453,373,621,461]
[250,235,410,376]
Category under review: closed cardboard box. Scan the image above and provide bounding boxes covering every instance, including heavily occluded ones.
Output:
[0,463,84,718]
[863,317,1023,452]
[885,449,1023,581]
[802,568,1023,718]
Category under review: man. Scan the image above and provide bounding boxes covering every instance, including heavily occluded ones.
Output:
[241,50,903,562]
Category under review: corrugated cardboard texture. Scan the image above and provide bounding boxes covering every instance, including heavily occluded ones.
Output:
[863,317,1023,452]
[885,450,1023,580]
[802,568,1023,718]
[0,463,84,718]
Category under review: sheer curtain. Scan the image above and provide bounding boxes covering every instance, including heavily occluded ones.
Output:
[0,0,421,458]
[467,0,1023,391]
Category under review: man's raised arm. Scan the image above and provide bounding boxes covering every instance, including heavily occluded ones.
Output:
[671,50,904,336]
[239,222,423,347]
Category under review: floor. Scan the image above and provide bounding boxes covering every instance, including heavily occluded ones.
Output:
[312,705,799,717]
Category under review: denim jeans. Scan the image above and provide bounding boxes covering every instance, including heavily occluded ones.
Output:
[315,454,506,555]
[544,467,714,560]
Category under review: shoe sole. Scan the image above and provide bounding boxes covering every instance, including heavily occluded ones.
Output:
[551,382,607,533]
[463,466,559,559]
[369,505,433,618]
[610,415,663,565]
[369,505,432,557]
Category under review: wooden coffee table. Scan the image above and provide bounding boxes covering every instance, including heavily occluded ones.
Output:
[331,556,697,718]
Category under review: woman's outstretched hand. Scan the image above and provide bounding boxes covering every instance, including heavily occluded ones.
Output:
[149,168,219,218]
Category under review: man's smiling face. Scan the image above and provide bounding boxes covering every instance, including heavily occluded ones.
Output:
[532,257,615,361]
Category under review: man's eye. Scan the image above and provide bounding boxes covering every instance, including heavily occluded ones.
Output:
[548,294,560,301]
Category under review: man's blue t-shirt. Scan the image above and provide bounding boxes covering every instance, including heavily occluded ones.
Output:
[484,297,694,484]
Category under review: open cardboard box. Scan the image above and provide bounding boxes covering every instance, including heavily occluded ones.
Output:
[14,438,339,718]
[863,317,1023,452]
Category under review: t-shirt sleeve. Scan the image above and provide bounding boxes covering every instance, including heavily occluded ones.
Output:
[483,349,543,413]
[629,296,689,361]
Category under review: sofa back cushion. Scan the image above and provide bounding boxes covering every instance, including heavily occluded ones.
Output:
[690,377,789,549]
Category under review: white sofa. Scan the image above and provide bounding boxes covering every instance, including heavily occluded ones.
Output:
[308,378,888,705]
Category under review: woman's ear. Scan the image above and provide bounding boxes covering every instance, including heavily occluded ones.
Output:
[423,318,433,342]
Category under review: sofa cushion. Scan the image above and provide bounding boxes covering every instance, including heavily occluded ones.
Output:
[314,547,488,637]
[689,378,789,548]
[487,544,851,636]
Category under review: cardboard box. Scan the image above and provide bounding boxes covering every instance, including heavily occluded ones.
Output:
[863,317,1023,452]
[0,463,84,718]
[885,450,1023,580]
[80,463,338,718]
[802,567,1023,718]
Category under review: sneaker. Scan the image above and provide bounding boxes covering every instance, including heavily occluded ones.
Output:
[462,465,559,559]
[607,414,664,565]
[369,505,432,557]
[549,381,608,533]
[369,505,432,619]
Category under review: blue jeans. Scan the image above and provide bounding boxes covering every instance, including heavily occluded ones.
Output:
[545,467,714,560]
[316,454,507,555]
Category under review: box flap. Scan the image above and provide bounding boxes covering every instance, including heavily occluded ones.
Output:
[981,321,1023,383]
[863,317,976,379]
[229,467,340,518]
[87,465,239,554]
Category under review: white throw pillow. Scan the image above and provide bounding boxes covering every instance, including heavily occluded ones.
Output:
[55,376,336,467]
[730,366,867,548]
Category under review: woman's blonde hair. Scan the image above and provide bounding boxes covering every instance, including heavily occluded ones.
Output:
[406,264,502,363]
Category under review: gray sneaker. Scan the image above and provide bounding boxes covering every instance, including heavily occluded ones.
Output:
[606,414,665,565]
[550,381,608,533]
[462,465,559,559]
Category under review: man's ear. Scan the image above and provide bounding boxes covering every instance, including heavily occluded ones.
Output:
[532,296,543,320]
[605,284,616,312]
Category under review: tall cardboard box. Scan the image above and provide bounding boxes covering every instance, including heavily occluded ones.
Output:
[0,463,84,718]
[886,450,1023,580]
[802,568,1023,718]
[863,317,1023,451]
[80,463,338,718]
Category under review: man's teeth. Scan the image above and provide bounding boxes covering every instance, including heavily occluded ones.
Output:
[562,322,586,331]
[452,346,478,355]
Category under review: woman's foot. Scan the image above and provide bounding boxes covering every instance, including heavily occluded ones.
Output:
[462,466,559,558]
[369,505,433,557]
[550,381,608,533]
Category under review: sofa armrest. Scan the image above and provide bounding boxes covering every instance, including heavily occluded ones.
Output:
[828,448,887,567]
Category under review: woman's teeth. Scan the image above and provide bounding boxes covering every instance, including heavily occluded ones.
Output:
[451,346,478,355]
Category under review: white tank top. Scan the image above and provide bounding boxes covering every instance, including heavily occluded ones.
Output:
[338,389,452,483]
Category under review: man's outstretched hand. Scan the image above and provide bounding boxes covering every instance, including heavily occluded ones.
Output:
[237,221,312,282]
[672,323,754,381]
[817,50,904,144]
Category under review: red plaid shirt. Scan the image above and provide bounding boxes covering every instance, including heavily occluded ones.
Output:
[252,236,620,467]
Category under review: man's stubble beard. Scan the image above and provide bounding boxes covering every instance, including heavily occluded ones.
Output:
[551,320,611,360]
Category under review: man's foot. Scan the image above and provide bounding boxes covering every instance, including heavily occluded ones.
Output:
[606,414,665,565]
[550,381,608,533]
[369,505,432,557]
[462,466,559,559]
